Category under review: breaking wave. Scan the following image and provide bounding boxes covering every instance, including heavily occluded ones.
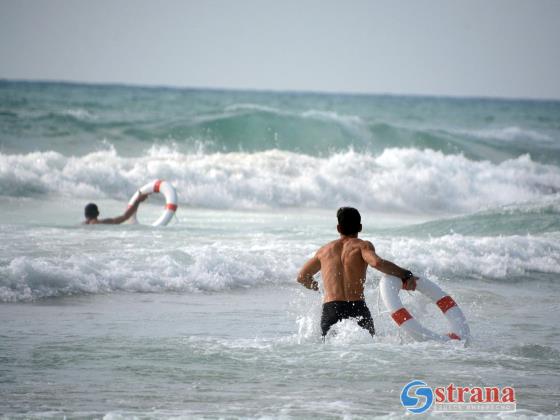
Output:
[1,230,558,302]
[1,146,559,214]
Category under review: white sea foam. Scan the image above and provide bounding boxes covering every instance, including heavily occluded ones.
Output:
[61,108,97,120]
[1,147,559,214]
[224,103,364,123]
[224,103,288,115]
[451,126,552,142]
[1,230,558,302]
[0,234,306,301]
[300,109,365,126]
[222,103,367,133]
[377,233,560,280]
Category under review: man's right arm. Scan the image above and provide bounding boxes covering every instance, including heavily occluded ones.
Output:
[297,253,321,291]
[361,241,417,290]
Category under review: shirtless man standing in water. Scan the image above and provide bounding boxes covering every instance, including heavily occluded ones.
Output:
[297,207,418,338]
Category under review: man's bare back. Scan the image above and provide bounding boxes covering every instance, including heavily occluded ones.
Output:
[298,237,416,303]
[315,237,369,302]
[296,207,417,338]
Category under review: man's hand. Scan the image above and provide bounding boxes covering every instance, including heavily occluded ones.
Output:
[136,192,149,203]
[297,255,321,291]
[297,273,319,291]
[402,276,418,291]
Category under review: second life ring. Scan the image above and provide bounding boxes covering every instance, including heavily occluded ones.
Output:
[128,180,178,226]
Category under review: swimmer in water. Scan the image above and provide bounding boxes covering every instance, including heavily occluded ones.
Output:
[83,193,148,224]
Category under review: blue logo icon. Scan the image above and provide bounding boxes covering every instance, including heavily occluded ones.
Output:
[400,380,434,414]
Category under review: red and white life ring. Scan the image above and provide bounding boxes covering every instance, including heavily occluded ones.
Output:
[128,180,178,226]
[380,275,470,342]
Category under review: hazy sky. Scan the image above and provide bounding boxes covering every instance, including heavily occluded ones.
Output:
[1,0,559,99]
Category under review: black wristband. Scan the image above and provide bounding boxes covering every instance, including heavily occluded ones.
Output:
[401,270,413,282]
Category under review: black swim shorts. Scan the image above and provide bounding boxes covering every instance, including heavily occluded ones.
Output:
[320,300,375,337]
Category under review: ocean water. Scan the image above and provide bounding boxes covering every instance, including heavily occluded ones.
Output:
[1,80,559,418]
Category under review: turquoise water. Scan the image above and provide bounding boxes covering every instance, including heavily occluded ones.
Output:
[1,81,559,418]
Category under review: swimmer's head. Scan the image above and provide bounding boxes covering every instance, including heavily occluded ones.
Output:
[337,207,362,236]
[84,203,100,220]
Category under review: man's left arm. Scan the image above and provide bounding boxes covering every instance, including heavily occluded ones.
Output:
[297,255,321,291]
[99,193,148,224]
[361,241,417,291]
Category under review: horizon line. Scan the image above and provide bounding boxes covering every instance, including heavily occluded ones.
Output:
[1,77,560,104]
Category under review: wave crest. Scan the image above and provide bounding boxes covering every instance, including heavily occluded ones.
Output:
[1,232,558,302]
[0,147,560,213]
[1,147,560,213]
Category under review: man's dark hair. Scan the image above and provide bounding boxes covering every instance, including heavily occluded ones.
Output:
[84,203,99,219]
[337,207,361,235]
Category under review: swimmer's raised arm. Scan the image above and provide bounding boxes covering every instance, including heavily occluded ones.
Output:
[297,254,321,291]
[98,193,148,225]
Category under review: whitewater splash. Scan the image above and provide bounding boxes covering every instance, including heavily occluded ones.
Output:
[1,228,558,302]
[1,146,559,214]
